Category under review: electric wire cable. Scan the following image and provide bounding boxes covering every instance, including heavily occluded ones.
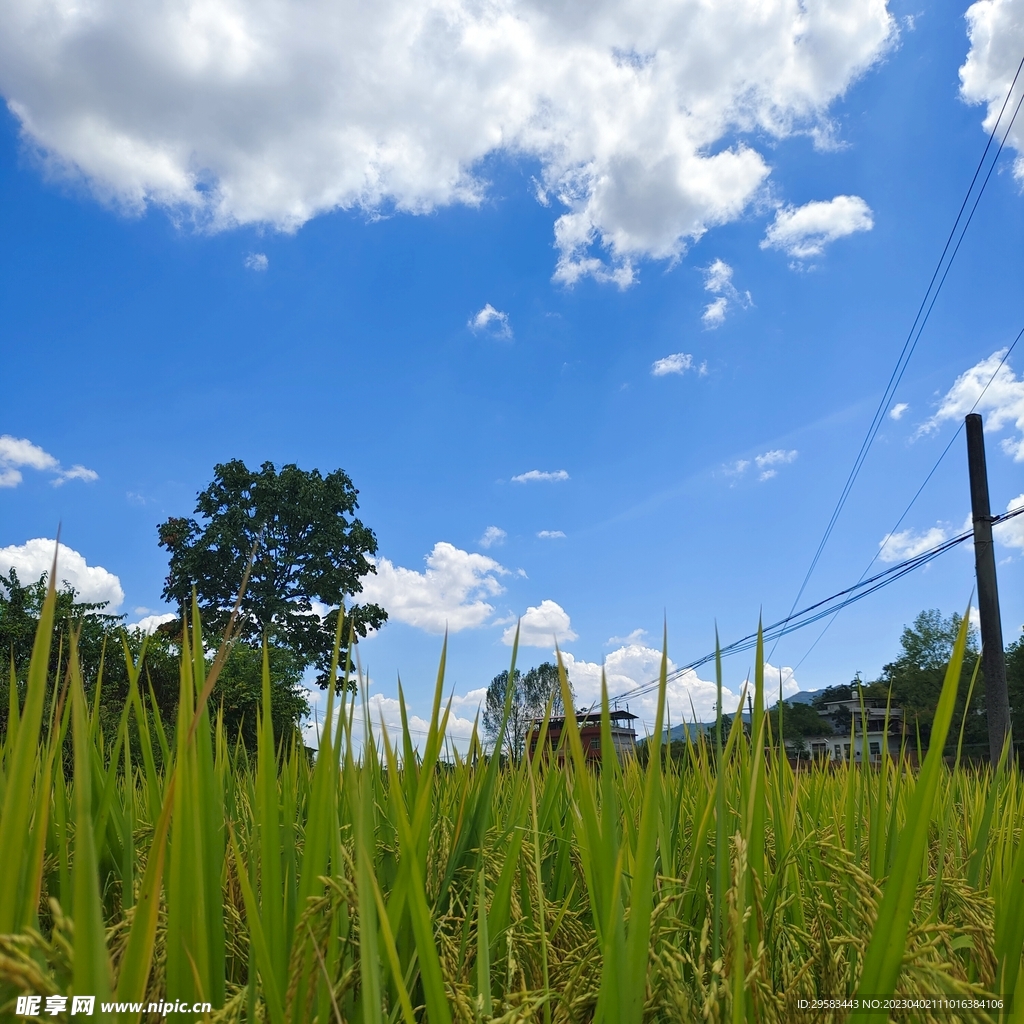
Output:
[792,324,1024,670]
[766,53,1024,661]
[608,503,1024,707]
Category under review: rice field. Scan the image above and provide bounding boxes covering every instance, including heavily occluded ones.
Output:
[1,580,1023,1022]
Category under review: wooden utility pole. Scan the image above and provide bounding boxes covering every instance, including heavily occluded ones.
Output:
[965,413,1011,764]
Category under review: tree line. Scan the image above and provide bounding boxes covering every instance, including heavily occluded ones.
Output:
[761,609,1024,759]
[3,458,1023,761]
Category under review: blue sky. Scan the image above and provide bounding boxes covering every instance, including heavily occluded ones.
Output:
[2,0,1023,736]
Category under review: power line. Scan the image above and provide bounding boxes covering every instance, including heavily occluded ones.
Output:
[767,53,1024,659]
[792,324,1024,670]
[609,503,1024,706]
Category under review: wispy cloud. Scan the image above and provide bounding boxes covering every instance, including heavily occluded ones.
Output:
[0,435,98,489]
[754,449,798,481]
[700,258,751,328]
[479,525,506,548]
[512,469,569,483]
[244,252,268,271]
[889,402,909,420]
[761,195,874,260]
[878,525,948,563]
[537,530,566,539]
[651,352,693,377]
[606,627,648,646]
[469,303,512,338]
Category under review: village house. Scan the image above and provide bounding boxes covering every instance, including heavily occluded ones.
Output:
[796,694,907,764]
[527,708,638,763]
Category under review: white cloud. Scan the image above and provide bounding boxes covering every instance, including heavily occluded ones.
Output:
[0,435,98,488]
[889,402,909,420]
[702,296,728,327]
[358,541,508,633]
[606,627,648,646]
[502,599,577,647]
[651,352,693,376]
[479,525,506,549]
[700,258,751,327]
[559,643,800,723]
[130,612,177,634]
[877,525,948,563]
[995,493,1024,551]
[703,257,733,294]
[244,252,269,270]
[0,0,894,283]
[305,690,482,751]
[512,469,569,483]
[54,465,100,485]
[0,436,57,473]
[0,538,124,608]
[919,349,1024,460]
[754,448,798,480]
[761,195,874,259]
[469,304,512,338]
[537,530,566,539]
[961,0,1024,182]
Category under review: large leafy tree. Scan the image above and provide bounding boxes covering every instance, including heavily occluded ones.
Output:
[875,608,983,753]
[158,459,387,687]
[482,662,574,761]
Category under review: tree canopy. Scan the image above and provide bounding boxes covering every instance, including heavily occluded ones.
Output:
[1,566,308,752]
[876,608,983,751]
[158,459,386,686]
[482,662,574,760]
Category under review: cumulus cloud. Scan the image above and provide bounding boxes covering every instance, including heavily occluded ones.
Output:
[305,690,482,751]
[0,538,124,608]
[479,525,506,549]
[0,0,894,283]
[889,402,909,420]
[995,493,1024,551]
[512,469,569,483]
[244,252,268,270]
[761,195,874,259]
[130,612,177,634]
[358,541,508,633]
[754,448,798,480]
[469,304,512,338]
[0,435,98,488]
[502,599,577,647]
[961,0,1024,181]
[651,352,693,376]
[559,643,800,723]
[919,349,1024,460]
[701,258,751,327]
[878,525,948,563]
[537,530,566,539]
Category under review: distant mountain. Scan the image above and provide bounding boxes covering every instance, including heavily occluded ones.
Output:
[655,689,825,736]
[663,722,711,741]
[785,689,822,705]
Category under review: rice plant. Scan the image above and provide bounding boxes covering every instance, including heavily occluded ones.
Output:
[1,569,1023,1022]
